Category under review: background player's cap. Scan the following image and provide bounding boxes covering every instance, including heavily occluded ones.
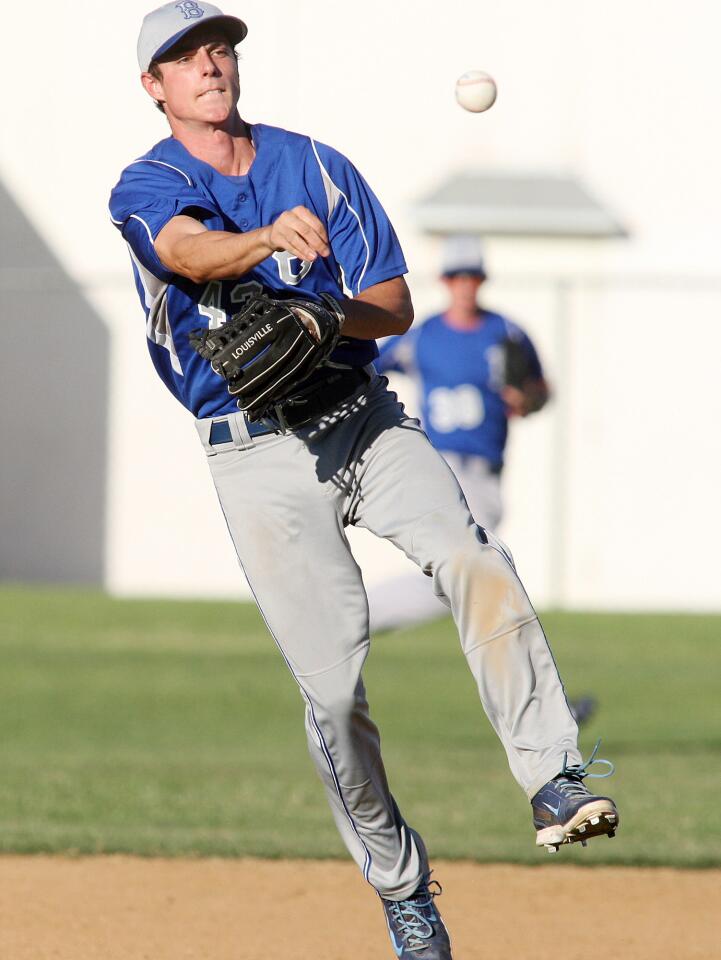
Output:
[137,2,248,72]
[440,235,487,279]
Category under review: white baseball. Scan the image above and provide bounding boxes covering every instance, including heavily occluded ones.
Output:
[454,70,497,113]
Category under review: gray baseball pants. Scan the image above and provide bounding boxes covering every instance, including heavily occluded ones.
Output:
[369,451,504,633]
[196,375,580,900]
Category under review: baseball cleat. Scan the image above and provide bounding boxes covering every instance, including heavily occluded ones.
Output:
[381,876,452,959]
[531,740,619,853]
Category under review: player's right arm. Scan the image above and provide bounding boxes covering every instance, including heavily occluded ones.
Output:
[155,206,330,284]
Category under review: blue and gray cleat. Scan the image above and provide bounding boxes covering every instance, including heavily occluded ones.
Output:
[532,740,619,853]
[382,877,452,959]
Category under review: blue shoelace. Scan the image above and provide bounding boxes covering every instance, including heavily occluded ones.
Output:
[387,881,441,952]
[556,739,615,798]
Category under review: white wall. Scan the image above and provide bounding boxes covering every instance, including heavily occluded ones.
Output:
[1,0,720,607]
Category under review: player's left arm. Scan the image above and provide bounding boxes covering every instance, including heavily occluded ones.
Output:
[339,276,413,340]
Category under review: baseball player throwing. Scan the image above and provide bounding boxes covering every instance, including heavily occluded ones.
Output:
[110,6,619,958]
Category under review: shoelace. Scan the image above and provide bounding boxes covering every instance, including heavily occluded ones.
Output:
[388,881,442,952]
[557,738,615,796]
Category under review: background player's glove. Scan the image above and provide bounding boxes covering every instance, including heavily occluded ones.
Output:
[502,336,535,391]
[189,292,344,421]
[501,336,548,417]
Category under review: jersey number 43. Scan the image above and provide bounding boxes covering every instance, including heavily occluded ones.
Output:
[197,280,264,329]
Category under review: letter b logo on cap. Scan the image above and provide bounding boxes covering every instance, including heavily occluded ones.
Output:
[175,1,205,19]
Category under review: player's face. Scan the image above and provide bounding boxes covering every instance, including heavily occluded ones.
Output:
[144,31,240,126]
[443,274,484,311]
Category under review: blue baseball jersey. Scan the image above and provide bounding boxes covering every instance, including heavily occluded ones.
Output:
[109,124,407,419]
[376,312,543,468]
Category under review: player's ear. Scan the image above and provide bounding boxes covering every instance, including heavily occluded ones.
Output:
[141,70,165,107]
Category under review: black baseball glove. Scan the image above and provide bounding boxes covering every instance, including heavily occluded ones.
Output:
[501,335,548,415]
[189,292,344,421]
[503,335,534,390]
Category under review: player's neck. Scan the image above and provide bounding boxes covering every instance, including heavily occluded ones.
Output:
[443,306,484,331]
[168,113,255,176]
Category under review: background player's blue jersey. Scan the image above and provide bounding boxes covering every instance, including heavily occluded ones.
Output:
[377,311,543,469]
[109,124,407,419]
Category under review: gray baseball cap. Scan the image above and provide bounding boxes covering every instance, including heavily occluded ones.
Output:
[440,235,487,278]
[137,2,248,72]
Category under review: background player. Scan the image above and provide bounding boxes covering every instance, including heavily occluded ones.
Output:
[370,237,596,724]
[109,6,618,957]
[370,235,547,632]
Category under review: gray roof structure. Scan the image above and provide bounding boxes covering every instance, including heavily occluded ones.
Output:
[413,172,627,238]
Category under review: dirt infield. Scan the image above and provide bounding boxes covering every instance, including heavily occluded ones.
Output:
[1,857,718,959]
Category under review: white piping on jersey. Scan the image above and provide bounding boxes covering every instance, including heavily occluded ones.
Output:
[310,139,370,295]
[311,139,343,217]
[338,264,351,298]
[126,158,194,186]
[129,213,155,245]
[126,243,183,376]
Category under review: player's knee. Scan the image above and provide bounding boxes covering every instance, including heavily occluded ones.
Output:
[413,508,498,576]
[455,531,515,581]
[411,507,474,569]
[314,684,367,729]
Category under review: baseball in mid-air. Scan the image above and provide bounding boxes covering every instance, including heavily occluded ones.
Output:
[454,70,497,113]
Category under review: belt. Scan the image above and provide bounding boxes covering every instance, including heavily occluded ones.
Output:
[209,419,272,444]
[208,367,370,445]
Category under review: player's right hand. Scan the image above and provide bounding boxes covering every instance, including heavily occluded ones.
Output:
[265,206,330,262]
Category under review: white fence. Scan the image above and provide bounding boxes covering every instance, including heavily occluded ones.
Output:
[77,271,721,612]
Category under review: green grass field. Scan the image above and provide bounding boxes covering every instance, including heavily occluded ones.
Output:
[0,585,719,866]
